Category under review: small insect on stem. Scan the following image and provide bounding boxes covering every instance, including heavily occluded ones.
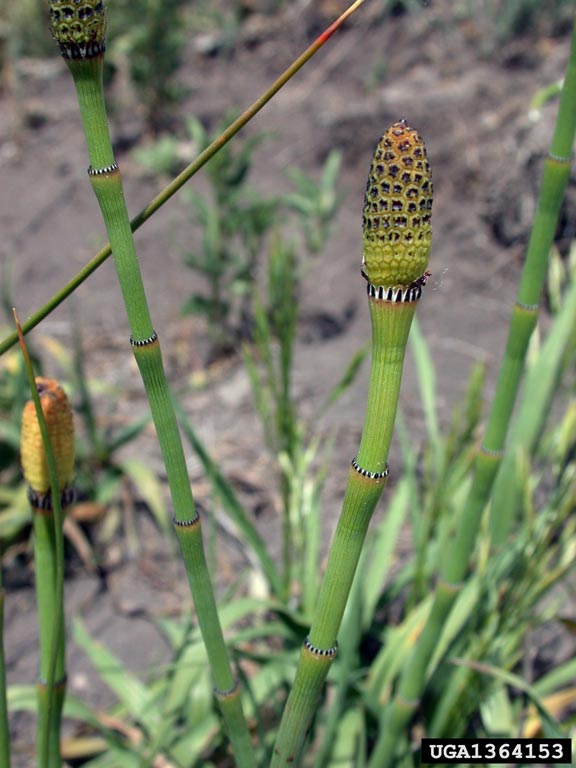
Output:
[407,270,432,291]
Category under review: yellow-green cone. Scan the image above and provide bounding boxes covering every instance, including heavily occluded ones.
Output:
[21,378,75,495]
[362,119,433,288]
[49,0,107,60]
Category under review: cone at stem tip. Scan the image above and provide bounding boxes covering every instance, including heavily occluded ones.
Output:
[21,378,75,495]
[49,0,107,60]
[362,119,432,288]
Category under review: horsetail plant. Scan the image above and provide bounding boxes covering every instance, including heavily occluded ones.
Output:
[16,306,75,768]
[47,1,255,763]
[369,19,576,767]
[270,119,433,766]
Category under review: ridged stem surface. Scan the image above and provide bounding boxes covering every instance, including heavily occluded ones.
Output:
[33,510,66,768]
[270,296,417,767]
[66,54,255,767]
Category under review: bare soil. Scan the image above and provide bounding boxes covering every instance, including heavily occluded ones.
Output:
[1,3,574,765]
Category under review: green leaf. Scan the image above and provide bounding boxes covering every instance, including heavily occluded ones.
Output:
[169,713,221,765]
[81,747,142,768]
[533,656,576,697]
[107,413,151,455]
[454,659,570,740]
[409,316,441,456]
[116,457,171,537]
[362,476,410,628]
[180,295,226,317]
[73,619,161,730]
[480,685,516,736]
[326,707,366,768]
[320,344,369,415]
[366,596,433,704]
[0,485,30,539]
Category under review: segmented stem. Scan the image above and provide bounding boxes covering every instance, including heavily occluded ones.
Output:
[49,17,255,764]
[271,122,432,766]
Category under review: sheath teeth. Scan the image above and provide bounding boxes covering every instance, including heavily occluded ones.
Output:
[351,457,390,480]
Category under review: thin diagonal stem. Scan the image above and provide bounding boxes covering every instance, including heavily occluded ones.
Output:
[15,314,67,768]
[0,0,366,358]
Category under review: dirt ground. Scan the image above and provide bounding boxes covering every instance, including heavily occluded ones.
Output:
[1,2,575,765]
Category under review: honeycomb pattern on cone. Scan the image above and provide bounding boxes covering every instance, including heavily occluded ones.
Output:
[21,378,75,494]
[362,120,432,287]
[49,0,107,59]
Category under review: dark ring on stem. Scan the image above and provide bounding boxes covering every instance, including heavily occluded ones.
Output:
[548,150,572,163]
[351,457,390,480]
[214,679,239,699]
[515,300,539,312]
[130,330,158,347]
[37,673,68,688]
[303,637,338,658]
[481,445,504,459]
[367,281,424,304]
[173,511,200,527]
[28,486,76,511]
[87,162,119,176]
[395,693,419,711]
[438,576,464,594]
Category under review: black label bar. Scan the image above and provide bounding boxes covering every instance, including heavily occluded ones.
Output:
[421,738,572,764]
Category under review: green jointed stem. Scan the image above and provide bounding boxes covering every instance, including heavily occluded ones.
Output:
[357,301,416,472]
[33,512,66,768]
[370,20,576,768]
[311,300,416,650]
[271,121,432,767]
[0,0,366,358]
[487,19,576,546]
[48,5,255,763]
[490,276,576,536]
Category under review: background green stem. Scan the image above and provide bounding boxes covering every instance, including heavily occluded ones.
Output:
[369,18,576,767]
[486,18,576,546]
